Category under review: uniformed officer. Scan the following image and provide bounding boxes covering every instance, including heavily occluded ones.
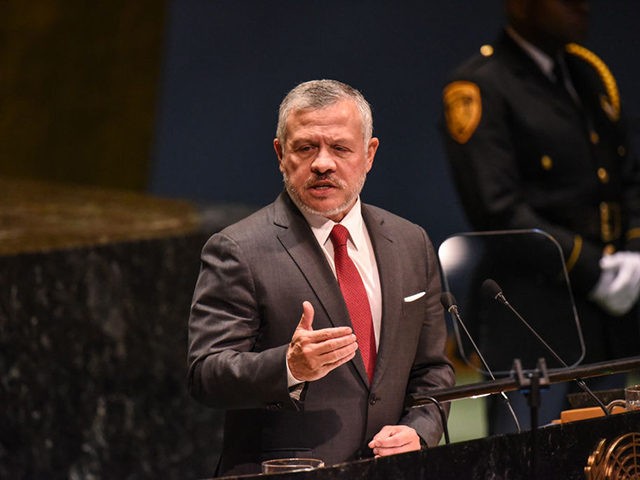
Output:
[440,0,640,434]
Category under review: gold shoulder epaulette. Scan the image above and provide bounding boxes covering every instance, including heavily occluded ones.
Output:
[565,43,620,122]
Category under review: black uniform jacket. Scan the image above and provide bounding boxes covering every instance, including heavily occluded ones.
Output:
[441,31,640,369]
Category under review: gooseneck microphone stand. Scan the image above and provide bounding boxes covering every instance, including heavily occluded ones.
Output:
[511,357,550,479]
[408,356,640,480]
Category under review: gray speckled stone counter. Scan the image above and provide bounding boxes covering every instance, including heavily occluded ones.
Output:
[209,411,640,480]
[0,178,254,479]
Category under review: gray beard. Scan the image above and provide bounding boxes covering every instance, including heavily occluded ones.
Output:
[282,172,366,220]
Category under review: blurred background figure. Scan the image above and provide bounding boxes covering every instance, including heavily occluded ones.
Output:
[440,0,640,434]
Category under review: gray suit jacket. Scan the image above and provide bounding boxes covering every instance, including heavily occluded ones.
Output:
[188,192,454,475]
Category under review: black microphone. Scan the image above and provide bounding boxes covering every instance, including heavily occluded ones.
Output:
[440,291,521,433]
[481,278,609,416]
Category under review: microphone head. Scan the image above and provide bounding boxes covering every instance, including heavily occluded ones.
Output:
[481,278,503,300]
[440,291,457,310]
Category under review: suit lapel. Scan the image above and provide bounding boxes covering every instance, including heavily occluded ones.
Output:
[274,193,373,387]
[362,206,403,389]
[273,193,353,331]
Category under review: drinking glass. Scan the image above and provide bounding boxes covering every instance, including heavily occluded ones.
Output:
[261,458,324,474]
[625,384,640,411]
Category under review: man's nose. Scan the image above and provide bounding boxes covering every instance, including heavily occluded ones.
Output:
[310,147,336,173]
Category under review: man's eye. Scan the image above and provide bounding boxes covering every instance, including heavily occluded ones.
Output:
[298,145,314,152]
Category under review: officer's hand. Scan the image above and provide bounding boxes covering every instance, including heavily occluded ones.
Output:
[602,252,640,315]
[368,425,422,457]
[590,262,617,310]
[286,301,358,382]
[591,252,640,316]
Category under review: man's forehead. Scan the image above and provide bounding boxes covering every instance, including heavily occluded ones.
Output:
[287,130,356,143]
[291,101,354,119]
[286,120,360,140]
[287,104,361,130]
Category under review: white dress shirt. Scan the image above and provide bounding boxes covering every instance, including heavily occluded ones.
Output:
[287,198,382,388]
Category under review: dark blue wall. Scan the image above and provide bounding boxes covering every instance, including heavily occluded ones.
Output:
[150,1,639,247]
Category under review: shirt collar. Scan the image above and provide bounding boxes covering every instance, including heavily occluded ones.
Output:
[301,198,365,250]
[506,26,556,79]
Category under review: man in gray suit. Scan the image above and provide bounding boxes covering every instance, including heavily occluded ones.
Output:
[188,79,455,476]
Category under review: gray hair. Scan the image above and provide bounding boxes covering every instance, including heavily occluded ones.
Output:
[275,79,374,145]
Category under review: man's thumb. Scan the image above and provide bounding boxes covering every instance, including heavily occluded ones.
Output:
[298,301,314,330]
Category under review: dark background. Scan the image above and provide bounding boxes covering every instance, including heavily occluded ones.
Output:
[1,1,638,246]
[1,2,639,477]
[150,0,640,246]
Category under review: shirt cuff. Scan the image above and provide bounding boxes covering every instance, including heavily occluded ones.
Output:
[286,360,305,401]
[286,359,304,389]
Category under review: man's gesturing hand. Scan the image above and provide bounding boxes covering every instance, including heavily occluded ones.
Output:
[287,301,358,382]
[368,425,422,457]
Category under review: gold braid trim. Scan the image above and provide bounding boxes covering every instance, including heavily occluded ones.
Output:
[565,43,620,122]
[626,228,640,241]
[565,235,583,274]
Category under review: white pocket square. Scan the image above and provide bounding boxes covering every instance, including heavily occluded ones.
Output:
[403,291,426,303]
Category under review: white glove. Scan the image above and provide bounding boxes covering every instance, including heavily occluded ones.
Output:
[590,251,640,316]
[589,266,616,307]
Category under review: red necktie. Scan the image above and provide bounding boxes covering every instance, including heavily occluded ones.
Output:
[330,224,376,383]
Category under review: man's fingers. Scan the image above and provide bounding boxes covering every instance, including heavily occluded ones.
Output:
[297,301,315,331]
[296,303,353,342]
[368,425,420,457]
[293,333,358,366]
[311,325,354,341]
[321,337,358,363]
[369,425,395,445]
[322,345,357,370]
[315,331,357,353]
[289,302,359,382]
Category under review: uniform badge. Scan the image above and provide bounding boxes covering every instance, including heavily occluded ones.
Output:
[443,81,482,144]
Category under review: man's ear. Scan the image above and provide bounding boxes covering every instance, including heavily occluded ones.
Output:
[274,138,284,167]
[274,138,283,159]
[365,137,379,173]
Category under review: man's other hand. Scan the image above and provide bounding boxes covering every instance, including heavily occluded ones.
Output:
[368,425,422,457]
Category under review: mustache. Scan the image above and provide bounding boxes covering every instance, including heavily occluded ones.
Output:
[304,174,346,189]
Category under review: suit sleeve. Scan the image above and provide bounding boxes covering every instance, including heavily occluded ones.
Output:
[187,232,297,410]
[399,228,455,447]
